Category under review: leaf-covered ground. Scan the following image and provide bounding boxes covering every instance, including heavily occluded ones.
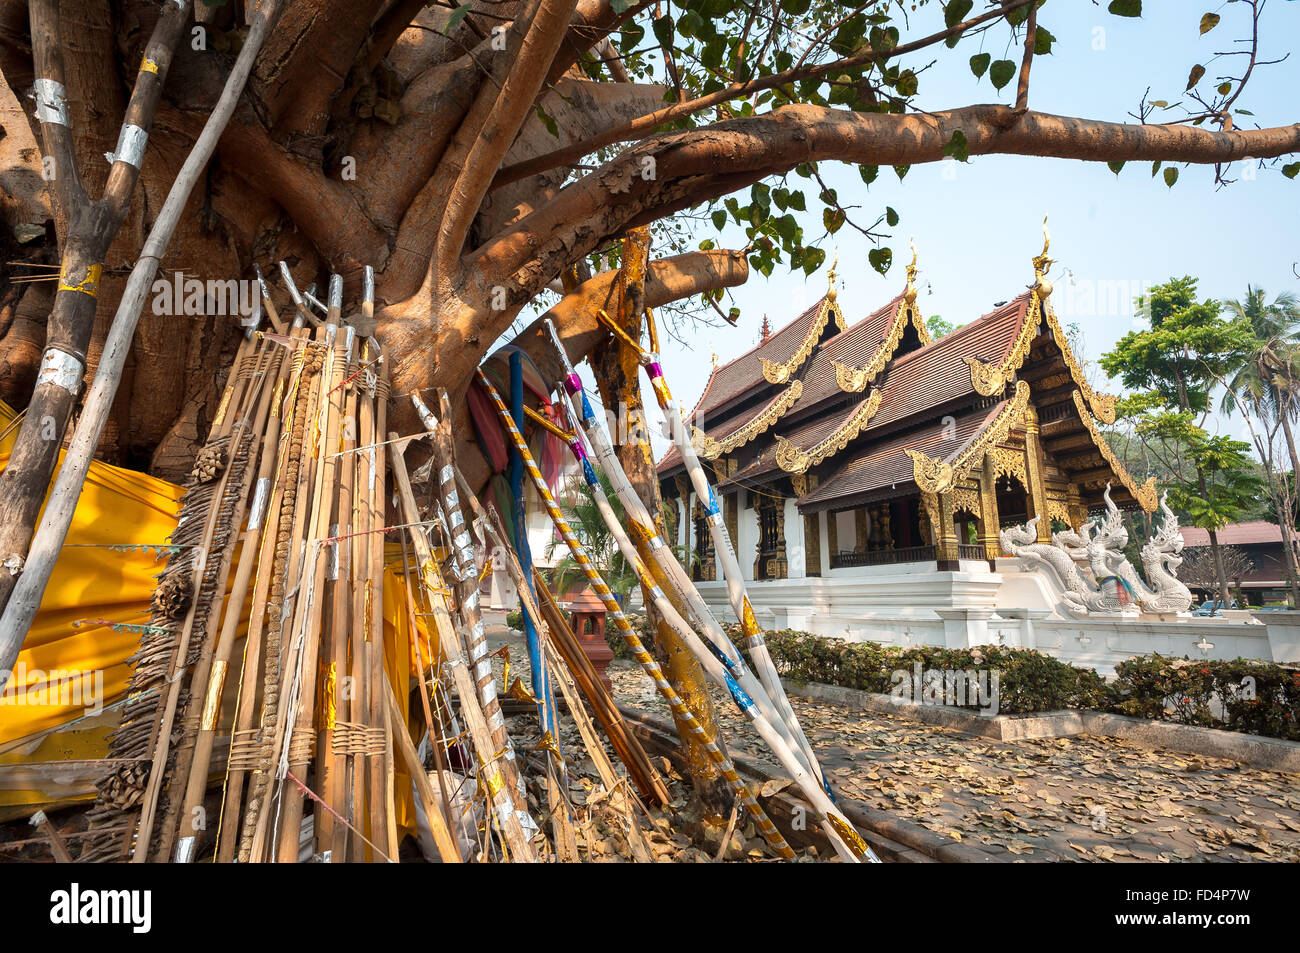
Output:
[608,660,1300,862]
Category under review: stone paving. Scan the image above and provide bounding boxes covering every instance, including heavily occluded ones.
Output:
[605,661,1300,862]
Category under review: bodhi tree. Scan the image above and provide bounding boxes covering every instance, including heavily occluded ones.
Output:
[0,0,1298,800]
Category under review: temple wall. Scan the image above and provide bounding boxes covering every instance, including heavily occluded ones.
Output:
[785,498,805,579]
[691,573,1296,677]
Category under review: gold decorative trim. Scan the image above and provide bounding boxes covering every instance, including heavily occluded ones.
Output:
[1046,499,1072,525]
[951,487,980,516]
[1070,389,1157,512]
[760,297,845,384]
[774,389,883,474]
[909,381,1031,493]
[791,473,809,497]
[990,446,1028,487]
[691,380,802,459]
[965,356,1010,397]
[832,360,871,393]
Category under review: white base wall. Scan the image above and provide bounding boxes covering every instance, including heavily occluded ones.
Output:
[694,565,1296,676]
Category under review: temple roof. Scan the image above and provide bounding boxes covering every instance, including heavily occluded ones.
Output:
[658,239,1150,513]
[796,400,1007,513]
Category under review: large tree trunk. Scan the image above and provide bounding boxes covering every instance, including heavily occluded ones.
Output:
[589,229,731,817]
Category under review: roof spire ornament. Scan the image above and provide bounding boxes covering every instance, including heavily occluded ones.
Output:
[1032,214,1053,299]
[904,237,920,304]
[826,250,838,301]
[710,349,719,368]
[759,313,772,344]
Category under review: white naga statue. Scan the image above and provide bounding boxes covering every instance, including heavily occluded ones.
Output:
[999,484,1193,617]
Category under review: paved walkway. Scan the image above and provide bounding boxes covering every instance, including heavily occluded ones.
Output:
[607,662,1300,862]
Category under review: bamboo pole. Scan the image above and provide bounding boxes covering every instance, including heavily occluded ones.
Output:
[383,678,461,862]
[472,367,794,859]
[271,318,351,862]
[215,334,309,861]
[173,346,286,861]
[390,437,537,862]
[366,350,392,859]
[132,343,270,862]
[413,391,521,797]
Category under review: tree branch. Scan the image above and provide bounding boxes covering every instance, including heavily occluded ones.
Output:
[491,0,1037,189]
[476,103,1300,290]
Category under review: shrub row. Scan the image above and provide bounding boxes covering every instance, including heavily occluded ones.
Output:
[518,611,1299,740]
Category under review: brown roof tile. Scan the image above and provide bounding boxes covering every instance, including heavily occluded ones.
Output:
[796,401,1007,512]
[1180,521,1284,547]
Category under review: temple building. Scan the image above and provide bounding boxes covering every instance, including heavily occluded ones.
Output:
[657,233,1160,627]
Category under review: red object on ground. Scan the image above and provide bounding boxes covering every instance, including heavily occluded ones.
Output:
[569,586,614,691]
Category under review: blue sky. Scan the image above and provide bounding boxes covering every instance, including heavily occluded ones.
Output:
[577,1,1300,454]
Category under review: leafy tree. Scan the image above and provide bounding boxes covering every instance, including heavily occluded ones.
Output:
[926,314,958,339]
[1101,277,1260,600]
[0,0,1297,787]
[1219,286,1300,605]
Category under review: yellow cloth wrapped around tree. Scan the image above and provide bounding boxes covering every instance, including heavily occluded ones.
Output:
[0,401,434,841]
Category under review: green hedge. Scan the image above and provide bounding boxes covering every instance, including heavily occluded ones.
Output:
[1110,654,1300,741]
[721,625,1107,715]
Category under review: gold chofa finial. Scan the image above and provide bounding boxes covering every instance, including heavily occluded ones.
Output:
[826,250,839,300]
[1032,214,1053,299]
[904,237,919,304]
[710,349,719,368]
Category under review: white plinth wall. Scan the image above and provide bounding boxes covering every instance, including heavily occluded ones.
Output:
[692,563,1298,676]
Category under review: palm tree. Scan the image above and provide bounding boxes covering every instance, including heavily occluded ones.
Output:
[546,471,639,605]
[1222,286,1300,606]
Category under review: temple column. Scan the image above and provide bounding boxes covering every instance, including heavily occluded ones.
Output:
[1023,404,1052,544]
[979,452,1002,571]
[923,491,960,571]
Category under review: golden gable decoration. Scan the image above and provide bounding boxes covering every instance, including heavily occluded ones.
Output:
[760,284,846,384]
[774,389,883,474]
[691,380,803,460]
[965,356,1010,397]
[908,381,1031,493]
[1070,389,1157,512]
[832,360,871,393]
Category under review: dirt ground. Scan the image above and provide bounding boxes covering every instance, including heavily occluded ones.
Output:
[608,660,1300,862]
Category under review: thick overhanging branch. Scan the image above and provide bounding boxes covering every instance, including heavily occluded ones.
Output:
[476,103,1300,285]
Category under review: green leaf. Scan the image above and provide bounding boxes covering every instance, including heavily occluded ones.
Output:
[868,247,892,275]
[895,69,918,97]
[1163,167,1179,188]
[859,164,879,186]
[780,0,811,14]
[1217,81,1232,96]
[1199,12,1220,34]
[446,3,471,31]
[1150,160,1162,176]
[893,164,909,181]
[1034,27,1056,55]
[944,0,973,29]
[969,52,991,79]
[802,247,826,276]
[712,210,728,230]
[1186,64,1205,90]
[651,15,674,49]
[1149,99,1168,108]
[1108,0,1142,17]
[885,206,899,227]
[1283,163,1300,180]
[535,104,558,138]
[1108,161,1125,175]
[944,0,973,45]
[989,59,1016,91]
[823,208,845,234]
[677,10,703,38]
[943,129,970,163]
